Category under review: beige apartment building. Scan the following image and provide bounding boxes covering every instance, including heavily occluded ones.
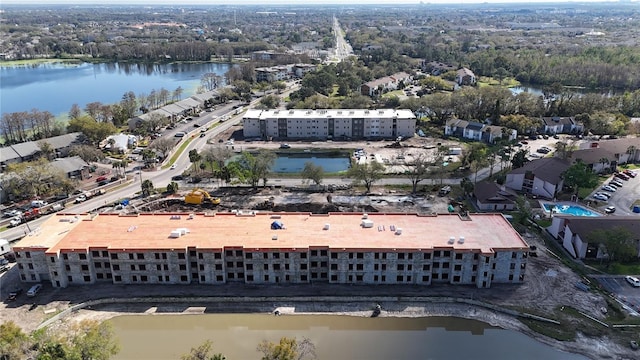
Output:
[13,212,528,289]
[243,109,416,140]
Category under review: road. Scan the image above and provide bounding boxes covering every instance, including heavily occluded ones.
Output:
[330,16,354,62]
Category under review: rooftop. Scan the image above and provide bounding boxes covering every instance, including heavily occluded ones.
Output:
[15,212,528,255]
[509,157,571,184]
[244,109,416,120]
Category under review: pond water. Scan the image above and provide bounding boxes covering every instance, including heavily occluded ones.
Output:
[0,62,231,117]
[109,314,588,360]
[272,152,351,173]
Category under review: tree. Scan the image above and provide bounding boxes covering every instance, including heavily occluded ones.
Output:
[233,151,276,188]
[301,162,324,185]
[347,161,385,193]
[514,196,533,225]
[166,181,179,194]
[598,157,610,172]
[562,160,598,198]
[150,137,176,159]
[189,149,203,174]
[588,227,637,263]
[37,140,55,160]
[625,145,637,164]
[67,116,117,145]
[141,179,154,197]
[259,95,280,109]
[403,153,430,193]
[467,143,488,183]
[257,337,316,360]
[69,104,82,120]
[0,321,30,360]
[511,149,529,169]
[67,320,119,360]
[201,73,222,91]
[181,340,225,360]
[460,177,474,196]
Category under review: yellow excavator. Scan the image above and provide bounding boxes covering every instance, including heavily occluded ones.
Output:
[184,189,221,205]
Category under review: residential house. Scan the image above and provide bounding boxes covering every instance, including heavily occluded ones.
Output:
[456,68,476,86]
[255,65,290,83]
[445,119,517,144]
[579,137,640,165]
[540,117,584,135]
[505,157,571,199]
[128,90,218,130]
[420,61,456,76]
[360,72,413,97]
[0,132,84,169]
[50,156,91,180]
[548,216,640,259]
[474,181,517,211]
[569,148,617,174]
[103,134,138,153]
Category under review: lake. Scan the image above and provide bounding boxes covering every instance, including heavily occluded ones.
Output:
[109,314,588,360]
[0,62,231,117]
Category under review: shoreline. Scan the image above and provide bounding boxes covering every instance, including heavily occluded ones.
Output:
[47,297,618,360]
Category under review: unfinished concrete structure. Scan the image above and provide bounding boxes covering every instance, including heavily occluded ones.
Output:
[13,212,529,289]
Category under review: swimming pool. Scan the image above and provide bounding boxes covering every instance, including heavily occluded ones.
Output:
[542,203,600,217]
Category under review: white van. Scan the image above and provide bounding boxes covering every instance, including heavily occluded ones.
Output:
[31,200,47,208]
[27,284,42,297]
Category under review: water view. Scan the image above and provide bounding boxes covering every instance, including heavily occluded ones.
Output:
[0,62,231,117]
[272,152,351,174]
[109,314,587,360]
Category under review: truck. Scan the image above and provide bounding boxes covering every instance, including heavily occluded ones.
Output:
[0,239,10,257]
[22,207,41,221]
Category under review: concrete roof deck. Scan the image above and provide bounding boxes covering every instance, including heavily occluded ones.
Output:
[16,213,529,255]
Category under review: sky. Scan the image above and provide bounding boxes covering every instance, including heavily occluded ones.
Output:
[0,0,628,5]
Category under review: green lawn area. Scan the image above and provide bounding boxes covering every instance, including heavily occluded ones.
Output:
[583,260,640,275]
[381,90,403,98]
[477,76,520,88]
[165,137,193,168]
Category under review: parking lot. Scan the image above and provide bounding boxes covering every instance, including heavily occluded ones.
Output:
[586,170,640,216]
[593,275,640,316]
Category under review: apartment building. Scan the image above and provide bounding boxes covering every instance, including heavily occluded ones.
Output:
[13,212,528,289]
[243,109,416,140]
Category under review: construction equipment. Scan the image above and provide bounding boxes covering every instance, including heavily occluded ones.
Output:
[184,189,220,205]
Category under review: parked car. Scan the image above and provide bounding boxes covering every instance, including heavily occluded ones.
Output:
[95,176,107,183]
[607,182,622,189]
[593,193,609,201]
[601,185,617,192]
[614,172,630,181]
[193,123,201,128]
[553,134,560,139]
[610,179,624,187]
[626,276,640,287]
[171,175,183,181]
[3,209,21,218]
[7,288,23,301]
[595,192,611,199]
[604,206,616,214]
[26,284,42,297]
[623,170,637,178]
[280,143,291,149]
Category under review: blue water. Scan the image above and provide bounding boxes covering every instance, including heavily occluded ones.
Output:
[272,152,351,173]
[1,62,231,117]
[543,203,600,217]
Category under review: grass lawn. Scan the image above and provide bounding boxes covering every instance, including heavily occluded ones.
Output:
[0,58,82,67]
[165,137,193,168]
[381,90,403,98]
[477,76,520,88]
[583,260,640,275]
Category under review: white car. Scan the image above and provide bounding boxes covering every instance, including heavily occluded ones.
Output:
[625,276,640,287]
[170,164,176,170]
[75,195,87,203]
[3,209,21,218]
[601,185,617,192]
[595,192,611,199]
[593,193,609,201]
[8,217,22,228]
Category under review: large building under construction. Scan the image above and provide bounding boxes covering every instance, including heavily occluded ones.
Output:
[13,212,529,289]
[242,109,416,140]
